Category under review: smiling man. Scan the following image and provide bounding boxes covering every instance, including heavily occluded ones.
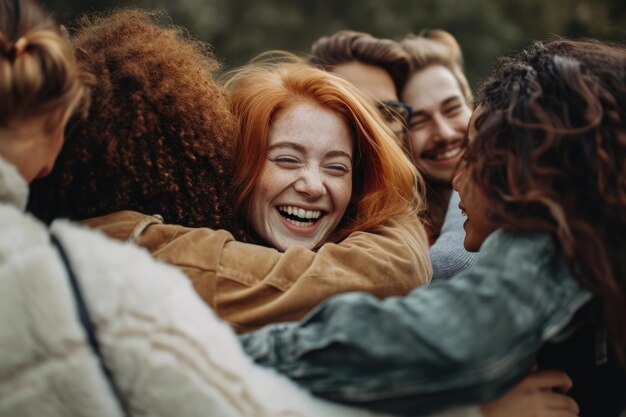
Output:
[309,30,414,145]
[309,29,477,279]
[400,29,474,243]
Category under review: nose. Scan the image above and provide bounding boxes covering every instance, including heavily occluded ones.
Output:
[294,166,327,198]
[431,113,456,142]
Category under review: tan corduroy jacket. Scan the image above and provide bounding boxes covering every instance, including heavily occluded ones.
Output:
[83,210,431,333]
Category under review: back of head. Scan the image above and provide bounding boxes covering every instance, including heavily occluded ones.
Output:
[309,30,411,95]
[467,38,626,361]
[225,54,422,245]
[28,9,239,233]
[399,29,472,105]
[0,0,86,131]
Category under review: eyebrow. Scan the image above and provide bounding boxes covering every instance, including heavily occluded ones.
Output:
[268,142,306,153]
[326,150,353,162]
[268,141,353,162]
[409,96,463,121]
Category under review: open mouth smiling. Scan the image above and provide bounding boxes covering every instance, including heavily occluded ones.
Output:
[277,205,324,228]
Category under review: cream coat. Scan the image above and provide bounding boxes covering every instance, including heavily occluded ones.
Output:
[0,156,376,416]
[0,156,480,417]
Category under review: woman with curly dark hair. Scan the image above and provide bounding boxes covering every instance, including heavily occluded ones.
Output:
[28,9,238,232]
[240,39,626,417]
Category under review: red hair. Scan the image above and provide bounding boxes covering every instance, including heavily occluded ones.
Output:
[225,55,424,246]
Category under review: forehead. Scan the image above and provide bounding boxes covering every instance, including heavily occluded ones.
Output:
[269,101,353,153]
[402,65,463,110]
[332,61,398,102]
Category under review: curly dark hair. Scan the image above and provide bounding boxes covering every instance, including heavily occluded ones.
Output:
[27,9,239,233]
[466,39,626,361]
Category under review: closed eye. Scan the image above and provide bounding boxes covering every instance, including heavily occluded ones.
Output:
[444,104,462,117]
[409,117,428,130]
[271,155,301,167]
[325,163,351,174]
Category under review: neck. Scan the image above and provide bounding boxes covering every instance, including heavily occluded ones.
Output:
[425,181,452,238]
[0,154,30,210]
[0,114,59,183]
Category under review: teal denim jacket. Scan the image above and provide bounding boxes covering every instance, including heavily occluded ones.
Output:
[240,230,592,416]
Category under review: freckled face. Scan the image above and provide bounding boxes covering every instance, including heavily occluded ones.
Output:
[451,109,498,251]
[248,101,354,251]
[402,65,472,184]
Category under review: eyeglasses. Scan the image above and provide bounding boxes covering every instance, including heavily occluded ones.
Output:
[376,100,413,141]
[377,100,413,125]
[378,101,413,124]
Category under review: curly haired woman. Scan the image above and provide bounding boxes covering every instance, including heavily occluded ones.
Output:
[27,10,431,332]
[241,39,626,417]
[28,9,238,232]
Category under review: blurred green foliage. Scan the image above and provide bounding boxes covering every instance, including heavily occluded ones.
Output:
[41,0,625,89]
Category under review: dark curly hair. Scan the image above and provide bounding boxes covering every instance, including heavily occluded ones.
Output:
[27,9,239,233]
[466,39,626,362]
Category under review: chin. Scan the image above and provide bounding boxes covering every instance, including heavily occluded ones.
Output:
[35,162,56,180]
[424,174,454,187]
[420,169,451,184]
[463,238,480,253]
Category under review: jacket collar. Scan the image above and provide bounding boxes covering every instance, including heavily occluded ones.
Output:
[0,155,29,211]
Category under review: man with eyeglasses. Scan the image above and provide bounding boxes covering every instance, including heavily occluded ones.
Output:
[309,29,476,281]
[309,30,414,145]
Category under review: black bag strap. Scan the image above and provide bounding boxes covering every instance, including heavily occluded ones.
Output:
[50,234,131,416]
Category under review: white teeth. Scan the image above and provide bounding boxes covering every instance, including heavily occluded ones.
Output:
[433,146,462,161]
[285,218,314,228]
[278,206,322,220]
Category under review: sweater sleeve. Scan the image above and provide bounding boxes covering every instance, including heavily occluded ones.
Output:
[430,191,478,280]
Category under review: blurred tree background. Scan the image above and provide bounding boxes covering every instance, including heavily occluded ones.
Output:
[41,0,625,89]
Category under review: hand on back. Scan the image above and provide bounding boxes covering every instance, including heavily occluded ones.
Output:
[480,370,579,417]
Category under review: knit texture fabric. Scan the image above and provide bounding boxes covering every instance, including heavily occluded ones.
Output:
[430,191,478,280]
